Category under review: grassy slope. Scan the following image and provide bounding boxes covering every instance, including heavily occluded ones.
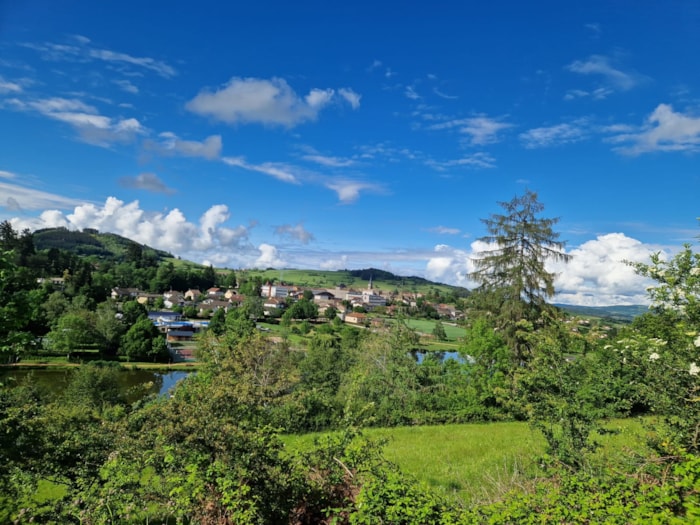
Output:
[284,418,648,505]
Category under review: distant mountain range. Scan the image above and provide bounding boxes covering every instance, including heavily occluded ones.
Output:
[554,303,647,323]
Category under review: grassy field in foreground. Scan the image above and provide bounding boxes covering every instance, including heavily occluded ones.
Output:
[284,418,649,505]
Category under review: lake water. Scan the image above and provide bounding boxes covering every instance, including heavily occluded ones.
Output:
[0,367,193,402]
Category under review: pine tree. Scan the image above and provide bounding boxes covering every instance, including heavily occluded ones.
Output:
[469,190,571,362]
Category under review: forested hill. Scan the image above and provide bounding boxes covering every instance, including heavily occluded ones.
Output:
[33,227,173,262]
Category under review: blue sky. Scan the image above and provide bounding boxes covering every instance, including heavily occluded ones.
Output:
[1,1,699,305]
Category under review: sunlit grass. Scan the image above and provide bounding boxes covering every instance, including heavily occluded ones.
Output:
[284,418,650,505]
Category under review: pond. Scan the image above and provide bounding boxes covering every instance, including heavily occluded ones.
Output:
[413,351,472,364]
[0,367,193,403]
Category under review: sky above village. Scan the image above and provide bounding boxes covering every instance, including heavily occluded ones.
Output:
[1,1,699,305]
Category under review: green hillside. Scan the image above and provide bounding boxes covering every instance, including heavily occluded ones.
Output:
[238,267,470,297]
[33,227,173,262]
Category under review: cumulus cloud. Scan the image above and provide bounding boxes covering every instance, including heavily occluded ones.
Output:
[550,233,662,305]
[222,156,299,184]
[118,172,176,194]
[520,122,588,148]
[425,244,475,287]
[607,103,700,154]
[186,77,357,127]
[320,254,348,270]
[255,243,286,268]
[149,132,222,160]
[274,223,315,244]
[423,233,663,306]
[9,197,265,267]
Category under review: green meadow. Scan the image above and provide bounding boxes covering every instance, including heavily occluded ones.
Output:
[284,418,648,505]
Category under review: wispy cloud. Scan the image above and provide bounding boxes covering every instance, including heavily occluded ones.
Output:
[426,225,461,235]
[566,54,645,97]
[433,87,458,100]
[302,154,355,168]
[0,76,22,94]
[0,174,89,212]
[222,156,300,184]
[520,122,588,148]
[21,38,176,78]
[118,172,176,194]
[274,223,315,244]
[425,152,496,170]
[607,103,700,155]
[8,95,145,146]
[186,77,358,127]
[427,115,513,145]
[404,86,421,100]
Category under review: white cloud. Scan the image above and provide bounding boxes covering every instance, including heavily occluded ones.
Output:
[0,178,88,212]
[428,115,512,145]
[0,77,22,94]
[425,244,475,287]
[274,223,315,244]
[320,255,348,270]
[426,152,496,170]
[520,122,587,148]
[427,226,461,235]
[13,96,145,146]
[338,88,361,109]
[433,87,458,100]
[151,132,222,160]
[222,156,299,184]
[423,233,663,306]
[256,243,286,268]
[10,197,262,267]
[404,86,421,100]
[118,172,176,194]
[114,79,139,94]
[23,39,176,78]
[301,154,355,167]
[607,103,700,155]
[325,179,381,204]
[550,233,662,306]
[87,48,176,78]
[186,77,347,127]
[566,54,643,92]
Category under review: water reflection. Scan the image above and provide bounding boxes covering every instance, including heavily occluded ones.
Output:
[0,368,193,402]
